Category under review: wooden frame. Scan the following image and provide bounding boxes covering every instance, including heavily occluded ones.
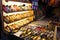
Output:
[0,0,4,32]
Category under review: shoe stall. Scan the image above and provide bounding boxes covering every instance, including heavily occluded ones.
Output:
[0,0,57,40]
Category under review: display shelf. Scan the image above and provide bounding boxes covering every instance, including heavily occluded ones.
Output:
[4,23,56,40]
[4,16,35,27]
[3,10,34,24]
[10,21,55,40]
[4,15,34,24]
[4,18,28,26]
[2,1,32,13]
[3,1,32,16]
[3,10,33,16]
[4,18,34,34]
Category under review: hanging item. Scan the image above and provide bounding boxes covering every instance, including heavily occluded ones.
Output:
[48,0,55,6]
[31,0,39,10]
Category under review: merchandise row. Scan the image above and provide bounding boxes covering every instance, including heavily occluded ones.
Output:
[3,4,32,13]
[4,16,35,33]
[14,23,54,40]
[4,11,34,23]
